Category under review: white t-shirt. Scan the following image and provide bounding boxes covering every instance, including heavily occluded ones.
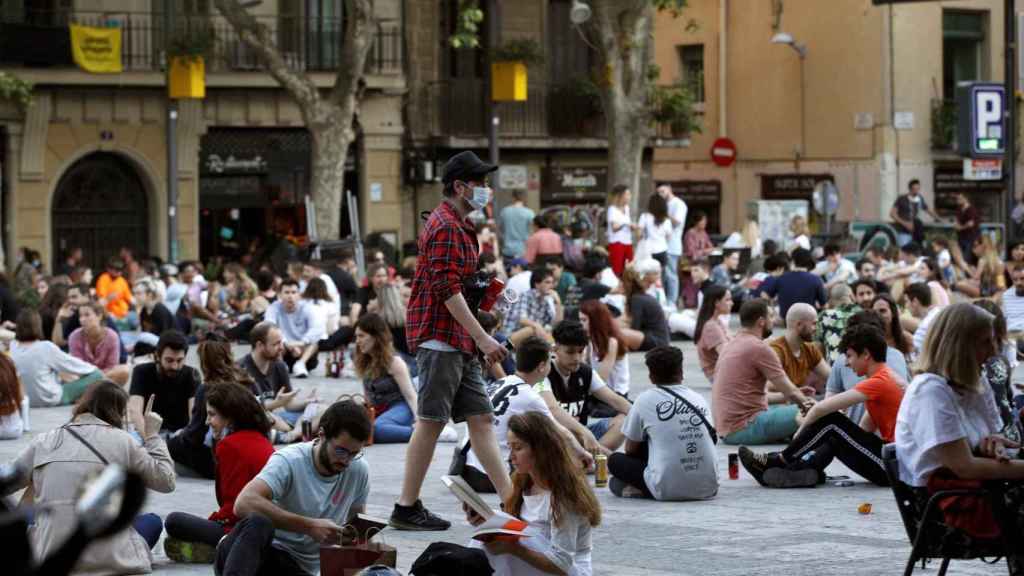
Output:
[621,384,719,500]
[895,373,1002,487]
[912,306,941,356]
[667,196,688,256]
[637,213,673,255]
[607,205,633,245]
[466,375,553,474]
[590,344,630,396]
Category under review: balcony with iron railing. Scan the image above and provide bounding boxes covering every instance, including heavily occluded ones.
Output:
[0,10,402,76]
[423,78,607,141]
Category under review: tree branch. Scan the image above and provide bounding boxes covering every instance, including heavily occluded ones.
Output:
[213,0,321,108]
[330,0,375,107]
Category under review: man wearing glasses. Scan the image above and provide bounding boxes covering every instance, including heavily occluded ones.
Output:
[215,400,371,576]
[392,151,511,531]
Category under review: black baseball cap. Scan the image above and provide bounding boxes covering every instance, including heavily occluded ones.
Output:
[442,151,498,185]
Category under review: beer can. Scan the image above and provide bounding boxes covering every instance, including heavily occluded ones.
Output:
[480,277,506,312]
[594,454,608,487]
[301,420,312,442]
[728,453,739,480]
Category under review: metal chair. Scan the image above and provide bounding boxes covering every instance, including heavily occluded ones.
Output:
[881,444,1020,576]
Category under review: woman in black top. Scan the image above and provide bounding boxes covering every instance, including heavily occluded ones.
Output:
[618,262,671,351]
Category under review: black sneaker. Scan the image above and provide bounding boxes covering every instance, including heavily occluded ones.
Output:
[389,500,451,531]
[763,467,819,489]
[738,446,772,486]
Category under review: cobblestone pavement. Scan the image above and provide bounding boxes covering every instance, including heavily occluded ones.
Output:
[0,337,1014,575]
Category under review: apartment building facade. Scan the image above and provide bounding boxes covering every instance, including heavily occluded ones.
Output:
[0,0,404,271]
[653,0,1016,237]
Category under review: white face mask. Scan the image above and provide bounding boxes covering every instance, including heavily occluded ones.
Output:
[465,184,491,211]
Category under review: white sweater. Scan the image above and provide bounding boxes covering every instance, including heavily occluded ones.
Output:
[11,340,98,407]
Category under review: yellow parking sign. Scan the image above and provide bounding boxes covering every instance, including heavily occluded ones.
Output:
[70,23,123,74]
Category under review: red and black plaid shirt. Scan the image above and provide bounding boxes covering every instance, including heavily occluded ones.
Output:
[406,201,479,354]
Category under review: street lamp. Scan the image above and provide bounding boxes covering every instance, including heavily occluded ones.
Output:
[772,32,807,157]
[570,0,592,25]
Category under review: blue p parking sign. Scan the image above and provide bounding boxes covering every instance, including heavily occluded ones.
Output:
[957,83,1005,157]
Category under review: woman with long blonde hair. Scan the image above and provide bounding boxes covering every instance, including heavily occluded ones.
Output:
[354,313,420,443]
[789,215,811,252]
[896,303,1024,507]
[954,235,1006,298]
[473,411,602,575]
[606,184,637,276]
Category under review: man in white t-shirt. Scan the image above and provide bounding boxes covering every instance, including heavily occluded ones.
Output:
[610,346,719,500]
[906,282,940,356]
[459,337,591,493]
[1001,267,1024,333]
[658,184,688,309]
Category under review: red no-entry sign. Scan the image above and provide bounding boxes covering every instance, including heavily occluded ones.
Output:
[710,137,737,167]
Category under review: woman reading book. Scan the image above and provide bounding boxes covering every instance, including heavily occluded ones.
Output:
[467,411,602,576]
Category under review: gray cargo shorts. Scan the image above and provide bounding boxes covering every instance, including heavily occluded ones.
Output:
[415,348,493,423]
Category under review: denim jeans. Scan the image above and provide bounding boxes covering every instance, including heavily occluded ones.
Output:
[664,253,681,309]
[374,400,415,443]
[133,513,163,549]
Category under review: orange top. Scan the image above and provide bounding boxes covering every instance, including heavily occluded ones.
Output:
[95,273,132,319]
[854,365,905,442]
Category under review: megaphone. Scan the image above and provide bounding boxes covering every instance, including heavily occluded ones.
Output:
[570,0,592,24]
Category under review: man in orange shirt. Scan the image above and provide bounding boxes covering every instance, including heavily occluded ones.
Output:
[740,323,906,488]
[768,303,831,394]
[96,258,133,319]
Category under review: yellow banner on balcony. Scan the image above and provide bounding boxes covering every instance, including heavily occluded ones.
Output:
[70,24,123,74]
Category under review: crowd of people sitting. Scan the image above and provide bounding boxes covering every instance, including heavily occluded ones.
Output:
[0,171,1023,575]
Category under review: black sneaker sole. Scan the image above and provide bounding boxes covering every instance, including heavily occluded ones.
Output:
[763,467,819,488]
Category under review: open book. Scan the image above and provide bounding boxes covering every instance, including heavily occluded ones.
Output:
[441,475,529,541]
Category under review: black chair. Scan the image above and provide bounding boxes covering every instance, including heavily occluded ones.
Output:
[881,444,1020,576]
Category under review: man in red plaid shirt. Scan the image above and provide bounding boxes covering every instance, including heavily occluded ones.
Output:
[390,151,512,531]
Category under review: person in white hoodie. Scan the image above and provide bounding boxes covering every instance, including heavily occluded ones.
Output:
[10,309,103,407]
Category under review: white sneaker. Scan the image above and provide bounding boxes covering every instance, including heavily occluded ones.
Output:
[293,363,309,378]
[438,426,459,443]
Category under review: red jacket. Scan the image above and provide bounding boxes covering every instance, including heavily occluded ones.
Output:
[208,429,275,531]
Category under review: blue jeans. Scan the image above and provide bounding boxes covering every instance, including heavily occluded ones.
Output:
[664,253,681,308]
[723,405,801,445]
[374,400,415,443]
[133,513,163,549]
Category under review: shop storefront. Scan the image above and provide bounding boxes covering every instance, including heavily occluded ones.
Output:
[541,166,608,207]
[933,162,1004,223]
[199,128,358,263]
[760,173,835,233]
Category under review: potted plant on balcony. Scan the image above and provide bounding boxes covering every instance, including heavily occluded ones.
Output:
[651,83,700,139]
[167,26,213,99]
[0,72,33,112]
[490,38,543,102]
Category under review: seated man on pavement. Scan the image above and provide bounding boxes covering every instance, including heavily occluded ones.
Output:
[458,336,591,494]
[851,278,878,309]
[501,266,563,346]
[1000,265,1024,343]
[215,400,371,576]
[739,323,906,488]
[264,279,320,378]
[240,321,317,436]
[712,299,816,445]
[769,303,831,394]
[128,329,200,435]
[610,346,719,500]
[535,319,632,455]
[815,284,861,365]
[906,281,941,356]
[824,309,909,427]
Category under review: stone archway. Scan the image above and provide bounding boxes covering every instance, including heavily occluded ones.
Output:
[51,152,149,272]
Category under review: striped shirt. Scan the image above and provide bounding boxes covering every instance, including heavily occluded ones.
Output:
[1003,288,1024,332]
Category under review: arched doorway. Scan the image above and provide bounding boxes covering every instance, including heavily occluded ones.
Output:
[52,152,149,272]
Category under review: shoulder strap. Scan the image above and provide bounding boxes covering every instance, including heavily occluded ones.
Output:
[63,425,110,465]
[658,386,718,444]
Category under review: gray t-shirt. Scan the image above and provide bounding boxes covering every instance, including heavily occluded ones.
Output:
[256,442,370,575]
[499,204,535,258]
[621,385,718,501]
[264,301,317,345]
[825,347,909,426]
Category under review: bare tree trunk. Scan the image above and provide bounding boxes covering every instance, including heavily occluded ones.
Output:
[591,0,654,197]
[214,0,373,239]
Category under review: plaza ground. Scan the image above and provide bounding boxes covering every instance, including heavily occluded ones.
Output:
[0,335,1013,576]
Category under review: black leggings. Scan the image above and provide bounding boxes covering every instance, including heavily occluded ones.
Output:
[608,443,654,498]
[165,512,225,548]
[782,411,888,486]
[318,326,355,353]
